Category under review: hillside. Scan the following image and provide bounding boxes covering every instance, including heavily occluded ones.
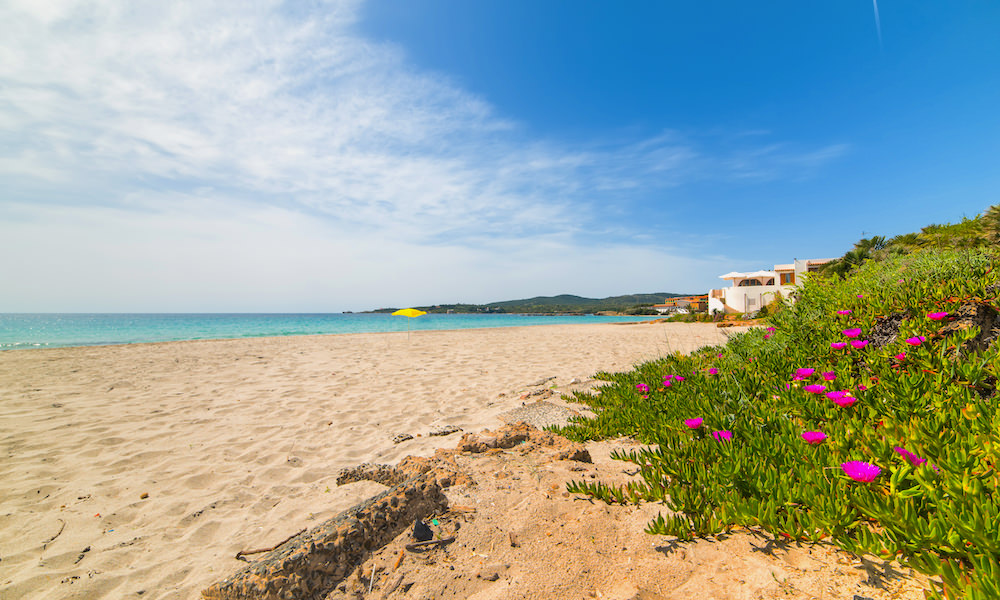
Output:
[370,292,692,315]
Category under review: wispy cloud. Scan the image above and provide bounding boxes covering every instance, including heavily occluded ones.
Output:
[0,0,849,310]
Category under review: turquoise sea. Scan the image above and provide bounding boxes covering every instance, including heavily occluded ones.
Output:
[0,313,660,351]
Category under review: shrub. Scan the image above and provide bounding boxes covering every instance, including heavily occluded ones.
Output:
[559,248,1000,599]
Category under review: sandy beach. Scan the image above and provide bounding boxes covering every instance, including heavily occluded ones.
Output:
[1,322,744,599]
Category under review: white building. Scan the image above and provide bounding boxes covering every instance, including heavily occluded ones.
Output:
[708,258,834,315]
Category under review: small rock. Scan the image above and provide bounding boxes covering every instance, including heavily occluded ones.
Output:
[412,519,433,542]
[428,426,462,437]
[392,433,414,444]
[139,492,149,500]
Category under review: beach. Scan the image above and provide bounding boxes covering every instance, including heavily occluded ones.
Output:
[0,322,737,599]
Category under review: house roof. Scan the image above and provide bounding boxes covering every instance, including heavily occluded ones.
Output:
[719,270,777,279]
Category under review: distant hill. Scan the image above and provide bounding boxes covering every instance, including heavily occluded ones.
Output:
[369,292,693,315]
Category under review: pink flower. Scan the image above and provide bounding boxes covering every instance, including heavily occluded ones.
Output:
[795,368,815,378]
[766,326,777,333]
[927,312,948,321]
[841,461,881,482]
[822,371,836,381]
[830,342,847,350]
[684,418,703,429]
[636,383,650,393]
[826,390,847,401]
[763,333,772,339]
[662,379,672,387]
[905,336,926,346]
[850,340,870,349]
[803,384,826,394]
[894,353,906,361]
[836,309,852,315]
[842,328,862,338]
[857,294,864,298]
[893,446,927,467]
[831,395,858,408]
[712,430,732,442]
[801,431,827,445]
[674,376,685,382]
[708,368,719,375]
[857,384,868,391]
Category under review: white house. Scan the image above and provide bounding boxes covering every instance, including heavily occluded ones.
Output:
[708,258,834,315]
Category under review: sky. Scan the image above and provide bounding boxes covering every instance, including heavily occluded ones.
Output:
[1,1,998,312]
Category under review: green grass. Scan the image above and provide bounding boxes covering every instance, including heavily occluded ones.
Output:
[557,248,1000,599]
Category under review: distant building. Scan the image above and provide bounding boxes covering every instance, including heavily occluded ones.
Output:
[708,258,833,315]
[653,294,709,314]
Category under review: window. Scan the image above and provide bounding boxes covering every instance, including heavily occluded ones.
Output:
[738,278,762,287]
[780,272,795,285]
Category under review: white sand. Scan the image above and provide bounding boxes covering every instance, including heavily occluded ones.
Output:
[0,322,733,599]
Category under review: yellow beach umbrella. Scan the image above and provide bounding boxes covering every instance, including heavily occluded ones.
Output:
[392,308,426,340]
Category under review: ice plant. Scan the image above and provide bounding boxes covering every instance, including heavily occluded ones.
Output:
[684,418,703,429]
[895,353,906,360]
[905,336,926,346]
[708,368,719,375]
[842,328,862,338]
[850,340,870,349]
[893,446,928,466]
[857,384,868,391]
[830,342,848,350]
[927,311,948,320]
[831,395,858,408]
[822,371,836,381]
[636,383,649,394]
[801,431,827,445]
[836,309,852,315]
[795,367,815,378]
[712,430,732,442]
[766,326,777,333]
[841,461,881,482]
[803,384,826,394]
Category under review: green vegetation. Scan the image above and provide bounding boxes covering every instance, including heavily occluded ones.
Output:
[822,204,1000,279]
[370,293,690,315]
[558,246,1000,599]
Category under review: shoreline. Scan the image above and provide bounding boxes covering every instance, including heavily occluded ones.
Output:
[1,322,734,599]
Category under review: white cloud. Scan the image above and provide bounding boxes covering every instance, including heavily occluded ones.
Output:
[0,0,847,311]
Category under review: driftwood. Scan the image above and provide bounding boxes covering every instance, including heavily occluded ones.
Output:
[202,476,447,600]
[42,519,66,549]
[235,528,306,561]
[404,536,456,552]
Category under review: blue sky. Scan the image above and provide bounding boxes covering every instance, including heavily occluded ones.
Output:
[1,1,997,312]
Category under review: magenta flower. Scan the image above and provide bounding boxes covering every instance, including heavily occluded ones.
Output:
[857,294,864,298]
[636,383,649,393]
[830,342,848,350]
[766,326,777,333]
[712,430,732,442]
[826,390,847,401]
[836,309,852,315]
[895,353,906,361]
[850,340,870,349]
[763,333,772,340]
[684,418,703,429]
[803,384,826,394]
[905,336,926,346]
[831,395,858,408]
[927,312,948,321]
[662,379,672,387]
[801,431,827,445]
[795,367,815,378]
[842,328,862,338]
[674,375,685,382]
[708,368,719,375]
[857,384,868,391]
[893,446,928,467]
[841,461,881,482]
[822,371,836,381]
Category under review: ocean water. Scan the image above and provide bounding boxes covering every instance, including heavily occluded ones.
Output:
[0,313,660,351]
